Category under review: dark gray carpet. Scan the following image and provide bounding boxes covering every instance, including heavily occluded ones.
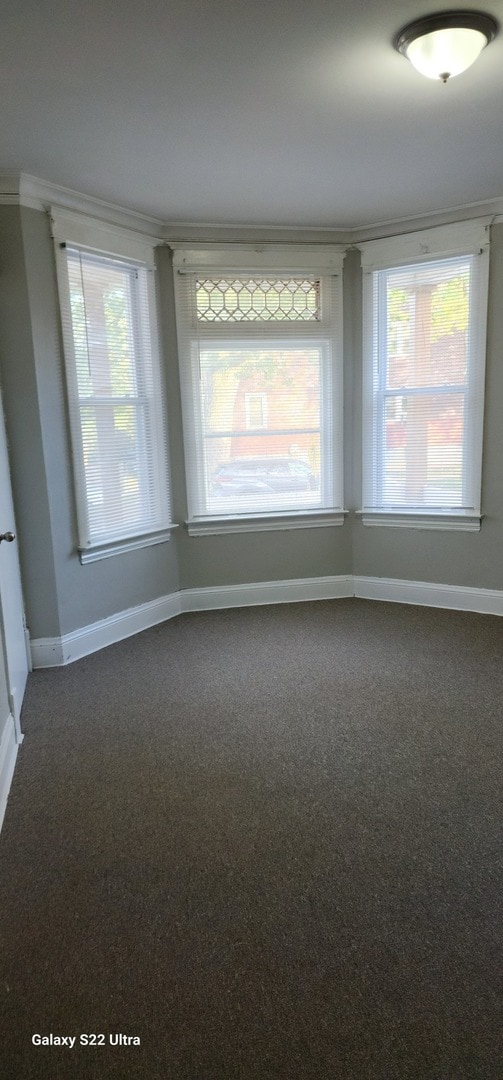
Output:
[0,598,502,1079]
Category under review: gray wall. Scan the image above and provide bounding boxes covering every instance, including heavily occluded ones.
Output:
[0,206,61,638]
[1,205,502,646]
[0,206,179,639]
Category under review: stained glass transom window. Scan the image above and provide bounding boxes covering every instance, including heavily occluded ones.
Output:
[196,277,321,322]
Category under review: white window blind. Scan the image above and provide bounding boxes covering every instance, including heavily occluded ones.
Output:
[361,223,489,523]
[53,212,171,554]
[172,248,344,524]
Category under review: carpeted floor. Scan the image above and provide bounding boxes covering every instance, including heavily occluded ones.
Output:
[0,598,502,1079]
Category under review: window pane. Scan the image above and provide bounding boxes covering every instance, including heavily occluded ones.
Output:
[245,393,267,429]
[81,403,145,534]
[385,260,470,390]
[196,277,321,322]
[199,346,322,513]
[382,392,464,507]
[68,253,137,397]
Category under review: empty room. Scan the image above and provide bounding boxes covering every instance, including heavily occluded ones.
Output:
[0,1,502,1077]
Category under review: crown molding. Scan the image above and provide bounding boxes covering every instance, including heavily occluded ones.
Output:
[162,200,503,245]
[1,170,503,244]
[348,196,503,242]
[161,222,350,245]
[0,171,164,238]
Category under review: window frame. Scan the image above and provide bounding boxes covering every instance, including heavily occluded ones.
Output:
[52,207,175,562]
[172,245,346,534]
[359,220,490,532]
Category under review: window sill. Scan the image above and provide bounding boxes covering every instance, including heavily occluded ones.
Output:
[357,511,482,533]
[186,510,347,536]
[79,526,179,564]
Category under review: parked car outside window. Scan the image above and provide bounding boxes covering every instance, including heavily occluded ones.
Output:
[211,456,318,496]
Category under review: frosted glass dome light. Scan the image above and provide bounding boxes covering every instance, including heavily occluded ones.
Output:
[395,11,498,83]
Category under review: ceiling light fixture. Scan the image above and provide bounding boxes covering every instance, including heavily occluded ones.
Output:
[394,9,498,82]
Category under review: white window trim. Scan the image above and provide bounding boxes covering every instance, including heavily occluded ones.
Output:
[51,206,159,266]
[359,220,490,530]
[358,219,491,272]
[356,511,481,532]
[52,207,176,561]
[187,510,347,536]
[79,527,179,564]
[172,243,345,274]
[172,244,346,533]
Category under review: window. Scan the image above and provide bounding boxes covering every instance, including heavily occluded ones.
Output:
[245,392,268,430]
[52,209,172,560]
[360,221,490,530]
[172,247,344,533]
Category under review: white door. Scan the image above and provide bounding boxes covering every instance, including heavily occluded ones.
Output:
[0,390,29,743]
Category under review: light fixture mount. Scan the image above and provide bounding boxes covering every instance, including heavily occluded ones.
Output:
[394,9,498,82]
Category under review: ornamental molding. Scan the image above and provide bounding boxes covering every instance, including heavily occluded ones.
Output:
[1,171,503,243]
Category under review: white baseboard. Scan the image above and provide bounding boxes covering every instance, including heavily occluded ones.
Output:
[0,715,19,833]
[29,573,503,669]
[30,575,353,668]
[354,575,503,616]
[31,592,182,668]
[182,574,354,613]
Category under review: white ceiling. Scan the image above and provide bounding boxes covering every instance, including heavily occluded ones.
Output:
[2,0,503,229]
